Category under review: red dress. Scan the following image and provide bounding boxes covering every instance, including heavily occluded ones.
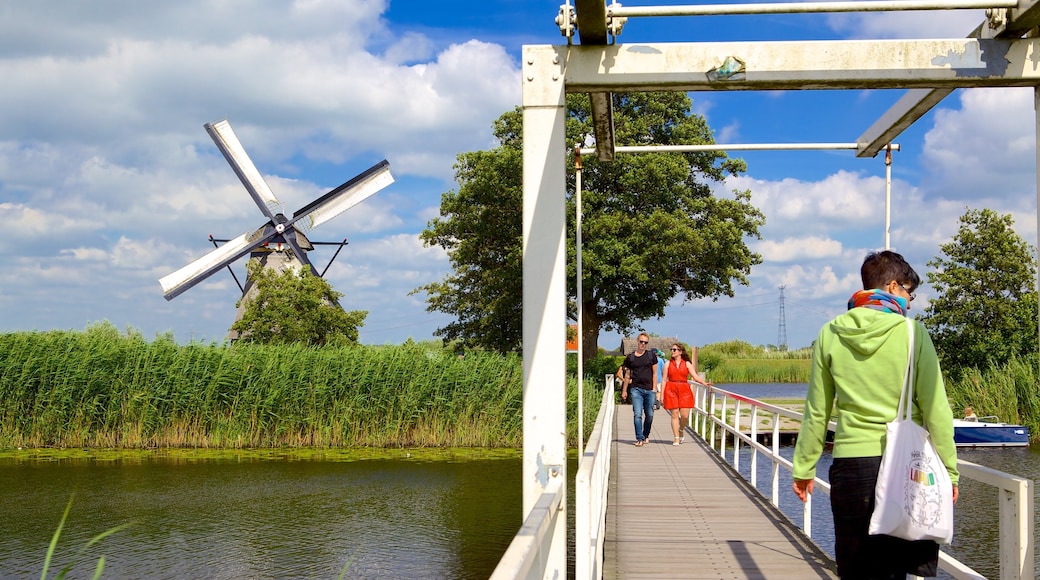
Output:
[663,359,696,410]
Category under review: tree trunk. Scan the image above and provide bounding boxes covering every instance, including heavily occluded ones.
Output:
[580,302,602,366]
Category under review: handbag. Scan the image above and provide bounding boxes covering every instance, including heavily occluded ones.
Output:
[868,317,954,544]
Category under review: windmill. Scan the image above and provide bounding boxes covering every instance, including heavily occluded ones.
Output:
[159,119,393,336]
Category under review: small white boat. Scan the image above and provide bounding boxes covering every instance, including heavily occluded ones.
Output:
[953,417,1030,447]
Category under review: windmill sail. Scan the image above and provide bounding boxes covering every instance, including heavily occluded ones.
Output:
[158,119,394,303]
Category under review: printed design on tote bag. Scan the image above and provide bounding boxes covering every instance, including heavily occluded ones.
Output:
[903,450,944,529]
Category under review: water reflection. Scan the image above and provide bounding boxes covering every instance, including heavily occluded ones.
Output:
[0,453,522,579]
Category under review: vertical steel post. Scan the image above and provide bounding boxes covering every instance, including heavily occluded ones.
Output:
[1035,88,1040,360]
[576,146,584,451]
[521,44,568,577]
[885,144,892,250]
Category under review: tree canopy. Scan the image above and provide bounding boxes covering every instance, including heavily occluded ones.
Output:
[919,208,1038,376]
[415,92,764,358]
[230,260,367,346]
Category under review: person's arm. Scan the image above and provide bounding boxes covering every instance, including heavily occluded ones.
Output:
[792,330,833,500]
[686,360,711,386]
[651,361,659,393]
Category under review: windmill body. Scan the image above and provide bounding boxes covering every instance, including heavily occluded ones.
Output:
[159,119,393,337]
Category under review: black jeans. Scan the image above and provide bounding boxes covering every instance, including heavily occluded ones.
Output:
[829,457,939,579]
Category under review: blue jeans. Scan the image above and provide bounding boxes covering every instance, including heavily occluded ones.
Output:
[630,387,655,442]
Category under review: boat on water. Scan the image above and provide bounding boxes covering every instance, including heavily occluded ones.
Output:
[953,417,1030,447]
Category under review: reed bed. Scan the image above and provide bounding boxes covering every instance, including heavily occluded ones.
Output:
[945,355,1040,442]
[705,359,811,383]
[0,324,601,449]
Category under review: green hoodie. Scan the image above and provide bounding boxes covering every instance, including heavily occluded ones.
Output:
[792,307,959,485]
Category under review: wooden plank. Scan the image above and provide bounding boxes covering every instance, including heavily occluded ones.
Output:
[604,408,837,579]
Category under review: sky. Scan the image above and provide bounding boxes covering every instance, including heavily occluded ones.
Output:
[1,0,1036,352]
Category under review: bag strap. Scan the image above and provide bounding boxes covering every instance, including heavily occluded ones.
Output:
[896,317,915,421]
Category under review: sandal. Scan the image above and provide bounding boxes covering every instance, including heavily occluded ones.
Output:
[673,437,681,446]
[634,440,645,447]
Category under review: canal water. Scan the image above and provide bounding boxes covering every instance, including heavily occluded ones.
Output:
[0,451,526,579]
[723,382,1040,579]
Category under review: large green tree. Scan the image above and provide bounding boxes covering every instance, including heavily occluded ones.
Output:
[920,208,1038,376]
[416,92,764,358]
[231,260,367,346]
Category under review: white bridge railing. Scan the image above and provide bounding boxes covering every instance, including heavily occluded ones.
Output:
[491,377,615,580]
[693,385,1036,580]
[575,377,616,579]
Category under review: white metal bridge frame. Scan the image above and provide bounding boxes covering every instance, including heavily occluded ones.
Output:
[492,0,1040,578]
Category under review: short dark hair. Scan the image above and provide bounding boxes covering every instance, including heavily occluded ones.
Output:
[861,250,920,291]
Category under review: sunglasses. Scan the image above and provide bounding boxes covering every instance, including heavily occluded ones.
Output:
[670,348,680,351]
[638,340,648,344]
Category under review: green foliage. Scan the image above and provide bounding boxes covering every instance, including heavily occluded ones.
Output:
[920,208,1039,377]
[0,327,601,449]
[697,351,723,374]
[231,260,367,346]
[700,340,812,360]
[415,93,765,358]
[579,354,626,384]
[701,339,760,357]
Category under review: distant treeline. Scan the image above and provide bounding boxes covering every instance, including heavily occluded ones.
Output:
[0,323,601,449]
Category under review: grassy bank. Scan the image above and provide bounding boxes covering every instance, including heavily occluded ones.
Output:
[0,324,601,449]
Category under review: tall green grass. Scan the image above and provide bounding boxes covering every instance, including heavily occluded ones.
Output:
[705,359,811,383]
[698,341,811,383]
[0,323,601,449]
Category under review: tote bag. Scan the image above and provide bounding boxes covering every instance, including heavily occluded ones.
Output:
[868,317,954,545]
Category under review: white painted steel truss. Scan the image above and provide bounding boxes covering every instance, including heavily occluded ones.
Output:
[520,3,1040,579]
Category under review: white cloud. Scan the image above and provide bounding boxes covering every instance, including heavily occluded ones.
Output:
[754,235,844,262]
[826,9,986,39]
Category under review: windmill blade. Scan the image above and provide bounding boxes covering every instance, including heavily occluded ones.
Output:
[205,120,282,220]
[290,160,393,233]
[159,227,276,301]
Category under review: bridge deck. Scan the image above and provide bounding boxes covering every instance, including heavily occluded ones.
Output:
[604,407,838,579]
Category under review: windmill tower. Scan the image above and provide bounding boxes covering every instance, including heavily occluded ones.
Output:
[159,119,394,336]
[777,285,788,352]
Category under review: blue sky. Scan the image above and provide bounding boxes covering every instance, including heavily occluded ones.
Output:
[1,1,1036,351]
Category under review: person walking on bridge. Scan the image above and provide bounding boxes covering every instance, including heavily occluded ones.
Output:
[663,343,712,445]
[623,332,658,446]
[792,250,959,579]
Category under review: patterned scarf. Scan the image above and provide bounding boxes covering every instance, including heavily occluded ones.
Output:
[848,289,908,316]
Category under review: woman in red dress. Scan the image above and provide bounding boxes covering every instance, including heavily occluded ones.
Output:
[663,343,712,445]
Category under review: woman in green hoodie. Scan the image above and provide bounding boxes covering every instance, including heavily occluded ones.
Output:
[792,250,958,579]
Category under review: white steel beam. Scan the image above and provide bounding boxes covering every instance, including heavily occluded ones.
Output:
[563,38,1040,92]
[521,43,568,580]
[608,0,1016,16]
[857,0,1040,156]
